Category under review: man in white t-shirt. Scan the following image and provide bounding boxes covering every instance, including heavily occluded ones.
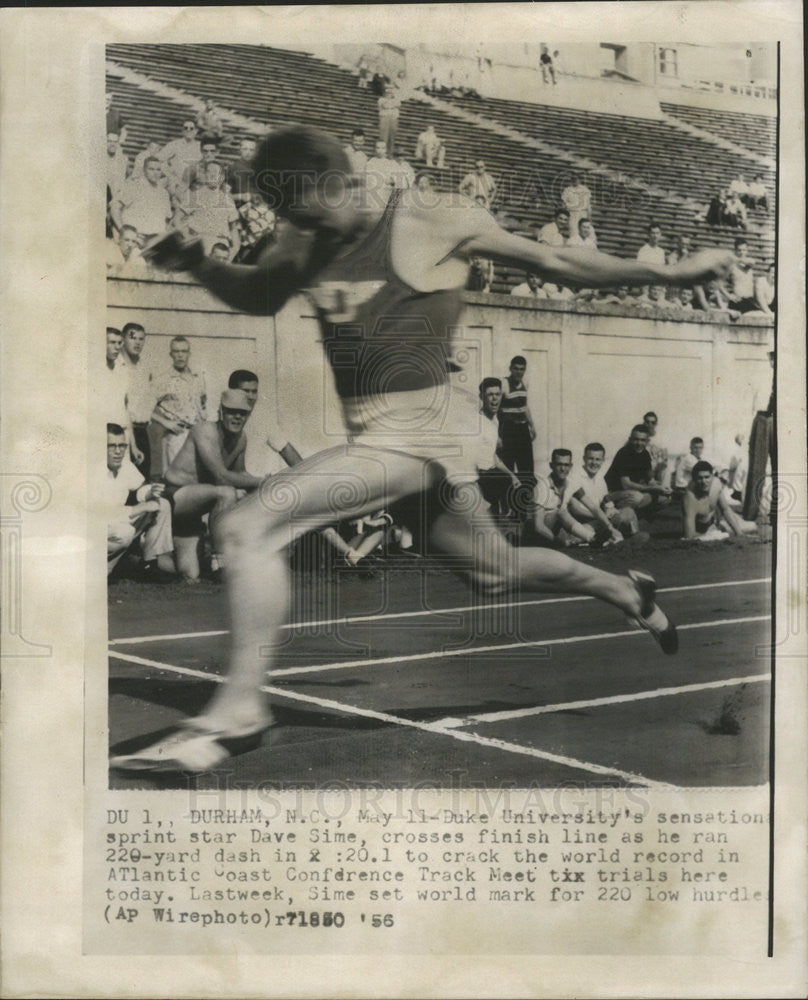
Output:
[510,272,548,299]
[636,222,665,266]
[474,378,520,514]
[565,443,639,543]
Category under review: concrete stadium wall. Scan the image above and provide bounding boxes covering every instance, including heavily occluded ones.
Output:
[107,277,774,476]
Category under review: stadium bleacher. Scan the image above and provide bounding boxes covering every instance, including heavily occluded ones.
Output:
[661,102,777,160]
[106,43,776,291]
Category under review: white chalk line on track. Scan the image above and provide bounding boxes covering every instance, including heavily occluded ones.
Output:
[108,653,673,789]
[110,614,770,680]
[109,577,770,646]
[436,673,771,728]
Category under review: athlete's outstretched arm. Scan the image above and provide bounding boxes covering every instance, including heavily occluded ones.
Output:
[143,220,341,315]
[442,202,734,288]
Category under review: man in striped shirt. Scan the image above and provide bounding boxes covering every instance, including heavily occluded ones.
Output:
[498,355,537,492]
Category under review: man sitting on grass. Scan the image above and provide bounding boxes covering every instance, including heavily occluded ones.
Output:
[683,461,757,541]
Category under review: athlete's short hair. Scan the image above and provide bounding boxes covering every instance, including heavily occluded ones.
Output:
[253,124,351,220]
[584,442,605,456]
[479,377,502,396]
[509,355,527,367]
[692,460,713,476]
[228,369,259,388]
[551,448,572,463]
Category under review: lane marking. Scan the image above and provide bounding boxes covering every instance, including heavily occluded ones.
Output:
[109,577,771,646]
[110,614,769,680]
[437,673,771,727]
[109,653,671,788]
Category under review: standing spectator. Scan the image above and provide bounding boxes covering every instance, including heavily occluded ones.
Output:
[636,222,665,265]
[377,80,402,157]
[673,437,710,490]
[365,139,399,208]
[181,134,222,192]
[539,44,556,85]
[111,157,172,245]
[561,173,591,233]
[566,443,640,541]
[642,411,669,486]
[356,54,370,88]
[459,159,497,208]
[117,321,155,474]
[466,255,494,292]
[391,147,416,190]
[754,262,776,315]
[148,335,208,480]
[414,124,446,169]
[727,237,758,313]
[105,92,127,144]
[106,423,174,578]
[106,225,147,277]
[474,378,520,514]
[693,277,738,317]
[158,119,202,197]
[195,98,224,140]
[226,135,258,208]
[343,129,368,177]
[723,432,748,504]
[105,327,143,466]
[510,273,548,299]
[604,424,672,517]
[537,207,570,247]
[567,217,597,248]
[499,355,536,490]
[106,131,129,203]
[747,174,769,210]
[174,162,241,258]
[743,351,775,523]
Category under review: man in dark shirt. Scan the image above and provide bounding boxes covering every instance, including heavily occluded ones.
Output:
[606,424,672,516]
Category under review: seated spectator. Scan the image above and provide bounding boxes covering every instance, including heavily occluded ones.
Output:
[673,436,710,490]
[343,129,368,176]
[565,443,638,544]
[106,225,148,277]
[106,423,174,579]
[665,233,694,266]
[635,284,670,310]
[530,450,592,547]
[683,461,756,541]
[365,139,399,209]
[727,237,758,313]
[705,189,728,227]
[747,174,769,210]
[600,285,638,307]
[466,255,494,292]
[225,135,259,207]
[561,173,591,232]
[391,147,416,190]
[754,262,776,315]
[636,222,665,265]
[537,207,570,247]
[459,159,497,208]
[675,287,696,311]
[174,162,240,258]
[567,217,597,248]
[235,192,276,262]
[111,156,172,245]
[539,44,557,85]
[195,98,224,140]
[474,378,521,514]
[414,124,446,169]
[728,173,750,204]
[182,133,222,192]
[158,119,202,198]
[543,282,575,301]
[510,272,548,299]
[643,411,669,485]
[163,388,262,582]
[604,425,672,517]
[693,277,739,317]
[414,170,439,198]
[723,191,748,229]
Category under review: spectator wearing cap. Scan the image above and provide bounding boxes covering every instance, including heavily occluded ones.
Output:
[106,423,175,578]
[111,156,172,245]
[163,388,262,582]
[537,207,571,247]
[459,159,497,208]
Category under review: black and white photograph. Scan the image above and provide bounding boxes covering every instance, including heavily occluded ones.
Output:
[104,37,776,791]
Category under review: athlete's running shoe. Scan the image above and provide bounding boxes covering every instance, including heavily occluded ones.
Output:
[627,569,679,655]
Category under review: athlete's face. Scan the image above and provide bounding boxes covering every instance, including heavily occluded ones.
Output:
[107,433,128,472]
[583,450,605,476]
[124,327,145,358]
[482,386,502,415]
[694,469,713,493]
[235,380,259,410]
[170,343,190,371]
[550,456,572,481]
[106,331,122,362]
[629,431,648,454]
[220,405,249,434]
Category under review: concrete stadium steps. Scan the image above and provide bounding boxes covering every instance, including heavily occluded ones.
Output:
[661,102,777,160]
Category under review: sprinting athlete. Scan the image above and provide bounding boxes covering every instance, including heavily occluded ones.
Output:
[112,125,734,773]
